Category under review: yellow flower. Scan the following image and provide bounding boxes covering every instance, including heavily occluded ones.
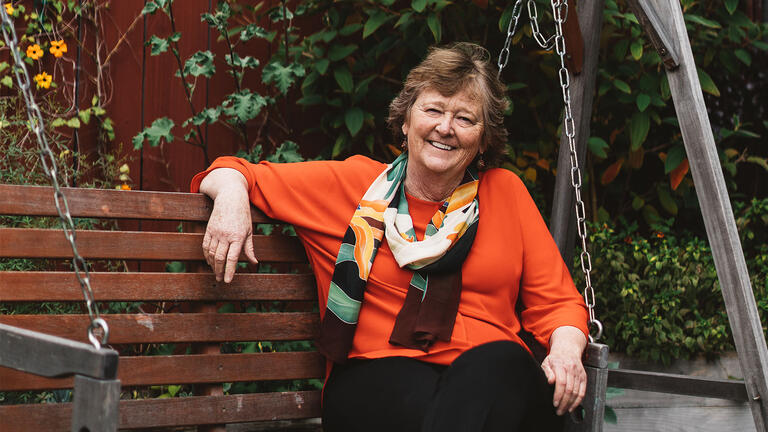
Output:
[49,40,67,58]
[120,184,131,191]
[33,72,52,89]
[4,3,14,15]
[26,43,43,60]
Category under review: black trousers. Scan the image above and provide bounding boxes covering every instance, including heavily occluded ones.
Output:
[322,341,563,432]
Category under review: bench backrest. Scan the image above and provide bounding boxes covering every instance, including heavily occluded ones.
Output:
[0,184,324,431]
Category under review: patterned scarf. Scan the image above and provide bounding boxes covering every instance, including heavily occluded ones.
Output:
[316,152,480,364]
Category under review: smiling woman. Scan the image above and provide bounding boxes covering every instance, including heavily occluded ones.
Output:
[190,42,589,432]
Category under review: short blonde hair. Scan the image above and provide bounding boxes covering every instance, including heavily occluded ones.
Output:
[387,42,509,169]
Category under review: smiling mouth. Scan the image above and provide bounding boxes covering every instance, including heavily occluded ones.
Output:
[428,140,455,151]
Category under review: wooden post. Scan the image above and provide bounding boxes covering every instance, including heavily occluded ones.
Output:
[71,375,121,432]
[648,0,768,429]
[549,0,605,264]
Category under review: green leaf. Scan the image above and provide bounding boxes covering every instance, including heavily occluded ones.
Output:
[753,40,768,51]
[147,35,169,56]
[588,137,609,158]
[135,117,174,149]
[222,90,267,123]
[267,141,304,163]
[339,23,363,36]
[363,10,391,38]
[185,107,222,127]
[631,195,645,210]
[332,134,348,158]
[168,32,182,43]
[141,1,159,15]
[614,79,631,94]
[66,117,81,129]
[412,0,427,12]
[345,107,364,136]
[426,14,442,43]
[636,93,651,112]
[240,24,276,42]
[657,185,678,215]
[1,75,13,88]
[665,145,686,174]
[183,51,216,78]
[746,156,768,171]
[630,41,643,60]
[685,14,721,28]
[328,44,357,62]
[697,68,720,97]
[725,0,738,14]
[262,62,305,94]
[333,66,353,93]
[734,49,751,66]
[51,118,66,127]
[314,58,330,75]
[629,112,650,150]
[78,109,91,125]
[225,53,260,69]
[395,12,413,28]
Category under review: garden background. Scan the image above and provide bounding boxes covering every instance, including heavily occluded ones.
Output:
[1,0,767,382]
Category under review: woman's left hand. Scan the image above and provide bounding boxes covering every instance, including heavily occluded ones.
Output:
[540,326,588,416]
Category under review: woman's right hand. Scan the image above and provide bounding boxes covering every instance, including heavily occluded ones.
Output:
[198,168,259,283]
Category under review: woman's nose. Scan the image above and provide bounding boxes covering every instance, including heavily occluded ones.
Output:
[435,114,453,135]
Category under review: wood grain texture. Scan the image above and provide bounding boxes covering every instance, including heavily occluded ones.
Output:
[0,272,316,301]
[654,0,768,428]
[604,406,755,432]
[0,313,319,344]
[608,369,748,401]
[0,229,306,262]
[1,352,325,391]
[0,391,322,431]
[0,323,118,380]
[0,184,270,222]
[549,0,605,264]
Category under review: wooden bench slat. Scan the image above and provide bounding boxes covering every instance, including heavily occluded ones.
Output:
[0,184,271,222]
[608,368,749,402]
[0,313,319,343]
[0,272,316,301]
[0,391,322,431]
[0,228,307,262]
[0,352,325,391]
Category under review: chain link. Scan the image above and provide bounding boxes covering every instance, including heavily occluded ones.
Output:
[1,8,108,349]
[497,0,525,77]
[549,0,602,341]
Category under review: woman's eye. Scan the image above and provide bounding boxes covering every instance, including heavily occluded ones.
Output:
[457,116,473,126]
[426,108,441,115]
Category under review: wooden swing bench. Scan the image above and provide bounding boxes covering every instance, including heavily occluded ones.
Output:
[0,182,756,432]
[0,184,324,431]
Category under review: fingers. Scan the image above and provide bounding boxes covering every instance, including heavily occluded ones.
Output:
[224,241,242,283]
[543,356,586,416]
[244,235,259,265]
[213,240,230,282]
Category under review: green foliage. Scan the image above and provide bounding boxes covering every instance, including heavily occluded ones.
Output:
[134,0,303,161]
[576,199,768,364]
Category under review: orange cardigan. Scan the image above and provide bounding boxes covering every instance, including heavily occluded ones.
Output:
[191,155,588,365]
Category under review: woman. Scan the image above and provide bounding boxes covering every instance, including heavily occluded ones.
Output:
[191,42,588,432]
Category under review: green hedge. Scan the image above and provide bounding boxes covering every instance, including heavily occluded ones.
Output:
[574,198,768,364]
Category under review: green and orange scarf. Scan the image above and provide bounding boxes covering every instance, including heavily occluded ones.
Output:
[316,152,480,364]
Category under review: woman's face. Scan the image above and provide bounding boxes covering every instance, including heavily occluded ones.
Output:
[402,87,484,183]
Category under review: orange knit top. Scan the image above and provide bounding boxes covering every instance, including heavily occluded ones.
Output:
[191,155,588,365]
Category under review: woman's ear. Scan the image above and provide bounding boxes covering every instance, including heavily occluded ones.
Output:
[401,122,409,137]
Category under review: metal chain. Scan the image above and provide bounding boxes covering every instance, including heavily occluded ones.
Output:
[497,0,602,341]
[528,0,556,50]
[0,8,109,349]
[550,0,602,341]
[497,0,525,77]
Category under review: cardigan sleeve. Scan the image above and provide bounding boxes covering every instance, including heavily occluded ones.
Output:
[510,174,589,350]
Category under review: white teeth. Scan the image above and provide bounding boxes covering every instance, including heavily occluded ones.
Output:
[429,141,453,150]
